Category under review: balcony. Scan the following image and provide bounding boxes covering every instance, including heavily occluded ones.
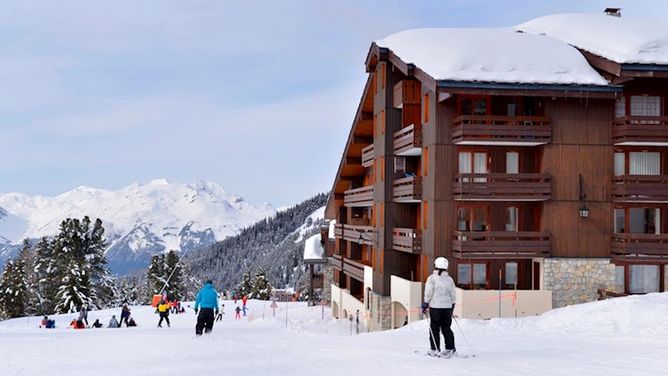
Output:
[393,228,422,254]
[452,231,550,259]
[393,176,422,202]
[344,185,374,207]
[611,234,668,261]
[362,144,375,167]
[612,116,668,146]
[452,173,552,201]
[393,124,422,156]
[612,175,668,202]
[334,223,376,246]
[343,258,367,282]
[331,253,344,271]
[452,115,551,146]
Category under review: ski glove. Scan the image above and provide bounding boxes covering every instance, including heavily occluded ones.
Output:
[421,302,429,314]
[194,309,198,314]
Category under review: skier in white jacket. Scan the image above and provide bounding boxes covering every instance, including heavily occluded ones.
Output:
[422,257,456,356]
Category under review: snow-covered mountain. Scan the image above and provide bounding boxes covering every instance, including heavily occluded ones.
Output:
[0,179,275,274]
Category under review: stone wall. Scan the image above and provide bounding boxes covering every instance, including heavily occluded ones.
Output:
[322,265,334,303]
[368,292,392,331]
[543,258,616,308]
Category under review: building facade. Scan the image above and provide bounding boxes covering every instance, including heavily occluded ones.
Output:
[325,13,668,330]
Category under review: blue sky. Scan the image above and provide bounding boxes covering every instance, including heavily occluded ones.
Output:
[0,1,665,206]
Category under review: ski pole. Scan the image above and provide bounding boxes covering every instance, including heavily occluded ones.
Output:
[453,316,476,355]
[426,310,439,352]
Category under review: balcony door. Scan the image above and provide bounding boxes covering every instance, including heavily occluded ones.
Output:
[614,207,661,234]
[614,151,661,176]
[459,151,488,182]
[457,206,489,232]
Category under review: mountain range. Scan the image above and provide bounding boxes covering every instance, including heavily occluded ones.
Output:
[0,179,276,275]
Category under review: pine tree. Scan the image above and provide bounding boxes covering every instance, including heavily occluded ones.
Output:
[53,218,93,313]
[237,271,253,297]
[85,218,117,308]
[164,250,184,300]
[17,239,41,315]
[146,254,166,296]
[251,268,272,300]
[116,276,140,305]
[34,236,58,314]
[0,260,28,318]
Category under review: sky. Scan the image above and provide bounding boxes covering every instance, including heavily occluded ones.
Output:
[0,1,665,206]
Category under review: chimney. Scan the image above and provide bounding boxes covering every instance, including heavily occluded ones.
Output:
[604,7,621,17]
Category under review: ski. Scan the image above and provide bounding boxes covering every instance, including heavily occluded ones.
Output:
[414,350,474,359]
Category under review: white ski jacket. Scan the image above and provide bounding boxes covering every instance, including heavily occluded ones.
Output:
[424,270,456,309]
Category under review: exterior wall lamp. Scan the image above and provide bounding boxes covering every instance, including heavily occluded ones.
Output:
[579,174,589,218]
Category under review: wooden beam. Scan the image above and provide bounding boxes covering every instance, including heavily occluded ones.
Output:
[580,50,622,77]
[352,135,373,145]
[345,157,362,165]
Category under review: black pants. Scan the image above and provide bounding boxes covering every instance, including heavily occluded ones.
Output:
[429,308,455,352]
[119,315,129,327]
[158,312,170,327]
[196,308,215,335]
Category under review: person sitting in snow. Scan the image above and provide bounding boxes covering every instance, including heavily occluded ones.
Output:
[108,315,119,328]
[156,299,171,328]
[422,257,457,357]
[40,316,48,328]
[127,316,137,327]
[92,319,103,328]
[70,319,85,329]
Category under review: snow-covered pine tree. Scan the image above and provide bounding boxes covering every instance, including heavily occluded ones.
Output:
[146,254,166,296]
[84,218,117,308]
[237,271,253,297]
[164,250,184,300]
[116,276,140,305]
[17,239,40,315]
[53,218,93,313]
[251,268,272,300]
[33,236,58,314]
[0,259,28,318]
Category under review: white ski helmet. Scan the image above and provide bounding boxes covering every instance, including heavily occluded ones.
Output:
[434,257,449,270]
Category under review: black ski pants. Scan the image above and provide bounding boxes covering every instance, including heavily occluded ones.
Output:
[119,314,129,327]
[196,308,215,335]
[158,312,170,327]
[429,308,455,352]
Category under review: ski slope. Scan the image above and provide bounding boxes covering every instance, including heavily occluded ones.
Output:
[1,294,667,376]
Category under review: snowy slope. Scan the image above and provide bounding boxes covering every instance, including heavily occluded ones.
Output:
[516,13,668,65]
[0,293,667,375]
[0,179,275,274]
[375,28,608,85]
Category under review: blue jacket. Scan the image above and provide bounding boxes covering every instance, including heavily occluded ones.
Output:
[194,283,219,311]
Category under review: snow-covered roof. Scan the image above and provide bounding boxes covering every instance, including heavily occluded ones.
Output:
[516,14,668,65]
[375,27,608,86]
[303,234,325,261]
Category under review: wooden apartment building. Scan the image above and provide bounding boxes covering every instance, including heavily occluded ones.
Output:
[324,12,668,329]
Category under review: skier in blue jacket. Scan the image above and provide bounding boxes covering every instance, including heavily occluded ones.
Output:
[194,280,219,335]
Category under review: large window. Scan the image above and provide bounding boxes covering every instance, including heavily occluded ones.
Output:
[459,151,488,182]
[506,207,518,232]
[615,265,625,293]
[630,95,661,117]
[615,151,661,176]
[459,97,489,116]
[629,265,660,293]
[615,208,661,234]
[458,263,488,289]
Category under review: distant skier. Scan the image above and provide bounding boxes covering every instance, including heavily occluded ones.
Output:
[215,304,225,322]
[92,319,103,328]
[119,304,131,327]
[234,306,241,320]
[422,257,457,357]
[194,280,219,336]
[108,315,119,328]
[78,306,89,327]
[157,300,171,328]
[242,295,248,311]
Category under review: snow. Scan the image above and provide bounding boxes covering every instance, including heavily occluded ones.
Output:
[293,206,325,242]
[302,234,325,261]
[0,179,276,252]
[516,13,668,65]
[375,28,608,85]
[1,293,666,375]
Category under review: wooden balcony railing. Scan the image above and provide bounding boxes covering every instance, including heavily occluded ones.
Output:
[393,176,422,202]
[331,253,344,271]
[393,228,422,254]
[611,234,668,261]
[393,124,422,156]
[362,144,375,167]
[344,185,374,207]
[612,116,668,145]
[612,175,668,202]
[453,173,551,201]
[452,231,550,259]
[343,258,367,282]
[334,223,376,246]
[452,115,551,145]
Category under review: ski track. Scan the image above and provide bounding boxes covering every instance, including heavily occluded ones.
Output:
[1,295,667,376]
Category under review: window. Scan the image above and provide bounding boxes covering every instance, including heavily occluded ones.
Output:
[460,97,488,115]
[458,263,487,289]
[614,152,625,176]
[614,208,625,234]
[458,152,472,174]
[629,265,660,293]
[458,152,488,182]
[457,207,471,231]
[629,208,660,234]
[615,96,626,118]
[394,157,406,174]
[472,207,488,231]
[629,152,660,175]
[506,207,518,232]
[630,95,661,116]
[615,266,625,293]
[457,206,488,232]
[506,152,519,174]
[505,262,518,286]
